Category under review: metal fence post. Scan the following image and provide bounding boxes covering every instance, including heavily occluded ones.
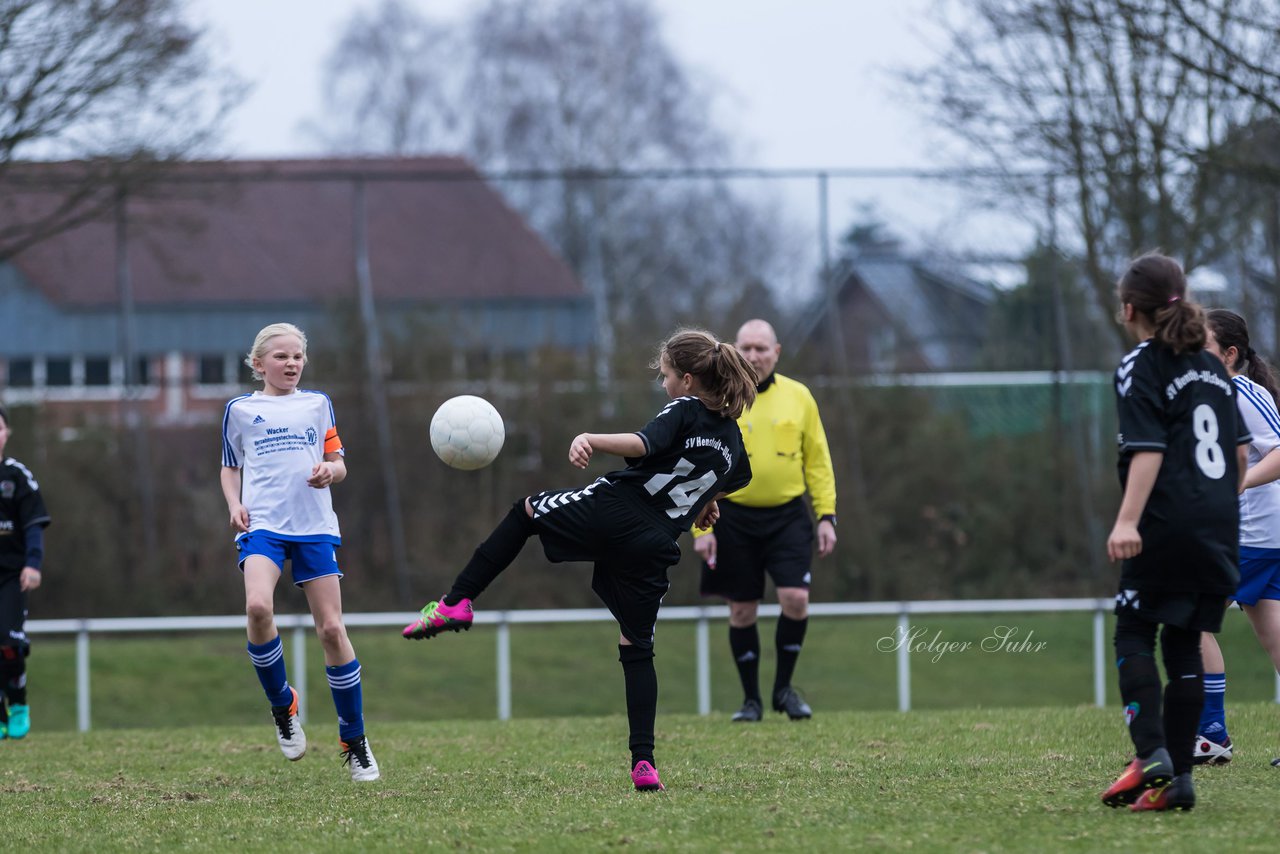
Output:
[696,613,710,716]
[76,625,90,732]
[1093,607,1107,708]
[497,615,511,721]
[897,607,911,712]
[292,622,307,723]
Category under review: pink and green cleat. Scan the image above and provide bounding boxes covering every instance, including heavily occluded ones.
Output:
[402,598,474,640]
[1101,747,1173,807]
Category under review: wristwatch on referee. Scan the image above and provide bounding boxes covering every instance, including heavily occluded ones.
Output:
[819,514,836,527]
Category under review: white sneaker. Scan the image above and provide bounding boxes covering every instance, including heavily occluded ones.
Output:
[1193,734,1233,765]
[342,735,380,782]
[270,687,307,761]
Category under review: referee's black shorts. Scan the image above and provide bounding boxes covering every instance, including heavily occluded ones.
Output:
[699,497,813,602]
[530,479,680,650]
[0,572,31,654]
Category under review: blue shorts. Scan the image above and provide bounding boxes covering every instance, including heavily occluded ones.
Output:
[236,532,342,587]
[1236,546,1280,606]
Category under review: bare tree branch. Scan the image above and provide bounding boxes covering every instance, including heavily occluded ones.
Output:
[1150,0,1280,114]
[906,0,1268,348]
[0,0,243,259]
[307,0,797,344]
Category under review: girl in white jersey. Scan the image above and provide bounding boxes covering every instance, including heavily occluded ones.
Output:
[220,322,378,782]
[1196,309,1280,766]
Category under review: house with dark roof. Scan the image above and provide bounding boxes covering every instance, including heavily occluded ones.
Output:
[0,157,591,421]
[792,249,999,374]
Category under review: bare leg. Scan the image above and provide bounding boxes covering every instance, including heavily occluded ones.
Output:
[303,575,355,666]
[243,555,283,645]
[1243,600,1280,672]
[1200,631,1224,672]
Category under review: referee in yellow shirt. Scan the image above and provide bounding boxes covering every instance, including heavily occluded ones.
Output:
[696,319,837,721]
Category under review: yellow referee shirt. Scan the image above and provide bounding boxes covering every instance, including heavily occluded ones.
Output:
[695,373,836,539]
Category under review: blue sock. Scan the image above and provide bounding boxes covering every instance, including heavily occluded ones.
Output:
[247,635,293,708]
[1198,671,1227,741]
[327,658,364,742]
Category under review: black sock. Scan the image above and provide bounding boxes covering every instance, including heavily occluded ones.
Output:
[444,503,535,605]
[773,615,808,696]
[728,624,761,702]
[1117,653,1165,758]
[1160,624,1206,777]
[0,648,23,706]
[1164,673,1205,776]
[619,645,657,768]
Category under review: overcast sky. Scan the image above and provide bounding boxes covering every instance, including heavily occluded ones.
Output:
[188,0,1028,270]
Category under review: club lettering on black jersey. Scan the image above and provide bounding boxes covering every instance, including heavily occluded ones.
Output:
[605,397,751,536]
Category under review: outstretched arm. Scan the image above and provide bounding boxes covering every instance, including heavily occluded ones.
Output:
[569,432,646,468]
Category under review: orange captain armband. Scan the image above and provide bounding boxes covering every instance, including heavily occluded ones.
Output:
[324,427,343,454]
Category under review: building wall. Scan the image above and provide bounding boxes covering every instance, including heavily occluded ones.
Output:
[831,284,931,374]
[1,261,594,424]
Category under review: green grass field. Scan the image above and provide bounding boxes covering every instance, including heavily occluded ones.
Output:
[4,704,1280,852]
[5,611,1280,850]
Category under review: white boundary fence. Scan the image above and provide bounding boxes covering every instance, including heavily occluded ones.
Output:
[28,597,1279,732]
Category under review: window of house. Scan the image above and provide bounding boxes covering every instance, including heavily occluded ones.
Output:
[6,358,34,387]
[129,356,152,386]
[46,357,73,387]
[869,327,897,373]
[198,354,227,385]
[237,358,255,385]
[83,356,111,386]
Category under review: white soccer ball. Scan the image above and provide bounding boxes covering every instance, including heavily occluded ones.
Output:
[430,395,505,470]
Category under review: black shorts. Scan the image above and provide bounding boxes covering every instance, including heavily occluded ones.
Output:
[699,497,813,602]
[530,479,680,650]
[0,573,30,654]
[1114,587,1230,633]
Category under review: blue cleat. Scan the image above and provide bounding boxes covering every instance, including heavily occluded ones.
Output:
[6,704,28,739]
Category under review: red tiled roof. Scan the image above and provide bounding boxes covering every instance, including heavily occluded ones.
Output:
[4,157,583,307]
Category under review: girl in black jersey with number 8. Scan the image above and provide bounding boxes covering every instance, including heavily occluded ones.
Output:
[403,329,757,793]
[1101,253,1249,812]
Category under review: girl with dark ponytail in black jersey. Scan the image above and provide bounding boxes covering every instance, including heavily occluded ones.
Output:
[402,329,757,793]
[1100,253,1250,812]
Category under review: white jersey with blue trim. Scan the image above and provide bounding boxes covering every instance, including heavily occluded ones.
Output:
[221,390,342,541]
[1233,375,1280,548]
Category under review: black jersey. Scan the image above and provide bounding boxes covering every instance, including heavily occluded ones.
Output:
[606,396,752,539]
[1115,340,1248,594]
[0,457,51,575]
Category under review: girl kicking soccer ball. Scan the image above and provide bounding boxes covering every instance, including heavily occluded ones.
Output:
[403,328,756,792]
